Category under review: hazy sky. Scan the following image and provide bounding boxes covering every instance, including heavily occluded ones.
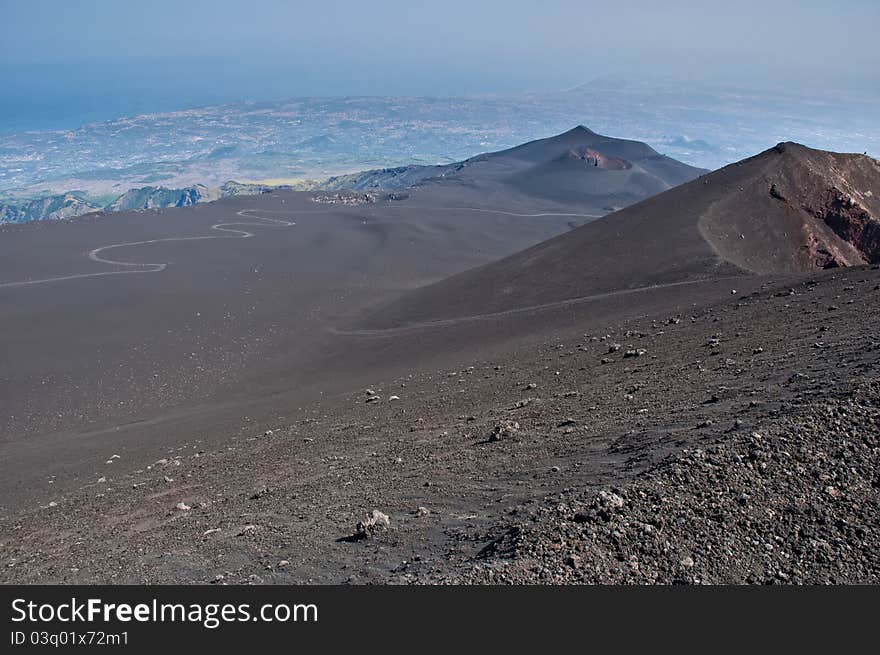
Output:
[1,0,878,129]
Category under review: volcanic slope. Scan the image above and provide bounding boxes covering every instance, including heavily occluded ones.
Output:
[320,126,706,213]
[2,144,879,585]
[0,130,703,511]
[3,264,877,585]
[362,142,880,328]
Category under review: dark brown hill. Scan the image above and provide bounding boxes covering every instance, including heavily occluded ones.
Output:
[699,142,880,271]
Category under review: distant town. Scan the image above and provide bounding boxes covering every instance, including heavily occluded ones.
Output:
[3,78,877,223]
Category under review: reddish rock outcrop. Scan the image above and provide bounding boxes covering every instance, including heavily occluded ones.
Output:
[566,147,633,170]
[804,187,880,265]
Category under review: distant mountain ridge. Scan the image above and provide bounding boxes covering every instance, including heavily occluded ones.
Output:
[107,184,218,211]
[0,192,100,223]
[0,181,293,224]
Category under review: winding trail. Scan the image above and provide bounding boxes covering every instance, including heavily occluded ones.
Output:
[381,205,604,219]
[331,275,748,338]
[0,209,299,290]
[0,203,602,291]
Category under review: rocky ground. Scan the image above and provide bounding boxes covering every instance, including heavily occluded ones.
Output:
[1,266,878,584]
[459,381,880,584]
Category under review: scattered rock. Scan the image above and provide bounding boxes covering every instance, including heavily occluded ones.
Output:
[595,490,625,510]
[489,420,520,442]
[356,510,391,538]
[460,377,880,585]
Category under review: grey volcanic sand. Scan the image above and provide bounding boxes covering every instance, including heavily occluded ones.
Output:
[1,265,877,583]
[1,141,878,584]
[0,189,590,509]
